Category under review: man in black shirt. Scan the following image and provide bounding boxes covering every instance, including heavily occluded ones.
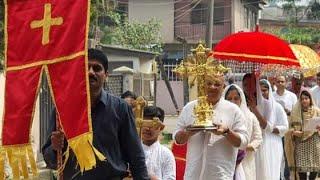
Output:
[42,49,149,180]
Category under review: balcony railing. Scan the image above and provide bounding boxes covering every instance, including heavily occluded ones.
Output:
[174,22,231,42]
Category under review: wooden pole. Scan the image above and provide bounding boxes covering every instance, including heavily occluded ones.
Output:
[56,114,63,180]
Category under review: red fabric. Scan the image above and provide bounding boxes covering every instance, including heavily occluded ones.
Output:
[3,67,42,144]
[3,0,89,145]
[6,0,87,67]
[172,143,187,180]
[213,29,300,66]
[47,57,89,139]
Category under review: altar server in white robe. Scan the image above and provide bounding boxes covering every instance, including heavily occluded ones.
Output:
[141,106,176,180]
[248,79,288,180]
[174,75,249,180]
[223,84,262,180]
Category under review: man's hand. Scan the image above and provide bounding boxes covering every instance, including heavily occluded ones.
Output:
[51,130,65,151]
[272,127,280,134]
[292,131,303,137]
[211,123,228,136]
[316,125,320,131]
[149,174,158,180]
[247,96,256,109]
[175,127,201,144]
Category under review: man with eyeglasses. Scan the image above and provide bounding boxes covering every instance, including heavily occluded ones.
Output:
[42,49,149,180]
[311,72,320,108]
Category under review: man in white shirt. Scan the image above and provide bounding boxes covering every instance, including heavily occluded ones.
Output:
[272,76,295,180]
[141,106,176,180]
[174,75,249,180]
[311,72,320,108]
[273,76,297,116]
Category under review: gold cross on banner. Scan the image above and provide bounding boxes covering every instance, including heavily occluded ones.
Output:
[30,3,63,45]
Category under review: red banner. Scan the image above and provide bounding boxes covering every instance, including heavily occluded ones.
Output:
[2,1,104,179]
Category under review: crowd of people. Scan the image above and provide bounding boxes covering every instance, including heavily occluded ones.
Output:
[42,49,320,180]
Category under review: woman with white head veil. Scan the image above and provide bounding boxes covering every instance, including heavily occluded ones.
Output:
[248,79,289,180]
[223,84,263,180]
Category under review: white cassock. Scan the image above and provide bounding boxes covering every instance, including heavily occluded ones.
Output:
[142,141,176,180]
[174,99,249,180]
[273,89,297,112]
[222,84,263,180]
[255,79,288,180]
[311,85,320,108]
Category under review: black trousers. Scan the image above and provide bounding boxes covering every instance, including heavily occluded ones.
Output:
[298,172,318,180]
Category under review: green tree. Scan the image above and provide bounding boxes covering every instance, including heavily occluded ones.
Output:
[100,13,162,52]
[307,1,320,20]
[263,0,320,47]
[281,0,306,24]
[264,27,320,47]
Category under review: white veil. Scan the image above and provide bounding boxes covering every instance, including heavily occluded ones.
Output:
[256,79,277,126]
[222,84,251,116]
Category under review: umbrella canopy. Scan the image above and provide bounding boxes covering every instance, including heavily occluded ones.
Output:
[290,44,320,77]
[213,26,300,67]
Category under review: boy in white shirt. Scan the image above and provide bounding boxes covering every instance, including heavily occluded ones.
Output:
[141,106,176,180]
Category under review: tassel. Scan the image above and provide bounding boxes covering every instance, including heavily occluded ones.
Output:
[68,132,106,173]
[2,144,38,179]
[0,148,5,180]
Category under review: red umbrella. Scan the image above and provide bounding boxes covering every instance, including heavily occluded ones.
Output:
[213,26,300,67]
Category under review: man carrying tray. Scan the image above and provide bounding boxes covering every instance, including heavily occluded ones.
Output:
[173,74,249,180]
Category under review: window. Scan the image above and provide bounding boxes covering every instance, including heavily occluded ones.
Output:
[244,7,249,28]
[191,3,207,24]
[214,2,225,25]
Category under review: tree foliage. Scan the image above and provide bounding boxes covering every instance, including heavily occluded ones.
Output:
[264,26,320,47]
[307,1,320,20]
[100,12,162,52]
[263,0,320,47]
[281,0,306,24]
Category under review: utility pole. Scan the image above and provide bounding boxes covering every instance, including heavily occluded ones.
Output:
[206,0,214,49]
[176,36,189,105]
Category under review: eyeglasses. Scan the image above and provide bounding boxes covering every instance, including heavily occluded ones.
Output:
[88,64,103,72]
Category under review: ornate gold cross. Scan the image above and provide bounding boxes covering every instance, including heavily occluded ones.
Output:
[133,96,147,137]
[30,3,63,45]
[174,43,229,129]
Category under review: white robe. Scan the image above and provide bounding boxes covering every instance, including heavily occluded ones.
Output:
[255,80,289,180]
[174,99,249,180]
[142,141,176,180]
[222,84,263,180]
[273,89,297,112]
[241,112,262,180]
[311,85,320,108]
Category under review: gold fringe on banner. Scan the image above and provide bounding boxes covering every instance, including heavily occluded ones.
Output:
[67,132,106,173]
[0,147,5,180]
[0,144,38,179]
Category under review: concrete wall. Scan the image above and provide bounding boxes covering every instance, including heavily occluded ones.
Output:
[139,58,154,74]
[128,0,175,43]
[156,80,183,115]
[107,54,140,72]
[233,0,250,32]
